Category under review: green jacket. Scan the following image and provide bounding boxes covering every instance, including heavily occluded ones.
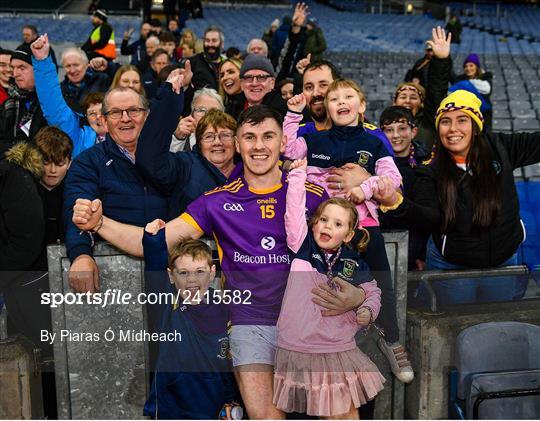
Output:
[303,27,326,62]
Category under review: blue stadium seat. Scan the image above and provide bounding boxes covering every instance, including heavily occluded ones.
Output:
[448,322,540,420]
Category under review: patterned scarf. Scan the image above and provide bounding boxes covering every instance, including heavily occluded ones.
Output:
[4,83,37,138]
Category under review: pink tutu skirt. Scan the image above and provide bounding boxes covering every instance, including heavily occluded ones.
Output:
[273,347,385,417]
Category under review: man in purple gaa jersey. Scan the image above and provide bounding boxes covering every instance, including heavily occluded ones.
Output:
[73,103,368,419]
[180,173,326,327]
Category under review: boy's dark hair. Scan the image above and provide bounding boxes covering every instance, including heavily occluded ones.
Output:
[168,239,213,269]
[379,106,416,129]
[157,63,182,86]
[237,105,283,131]
[34,127,73,163]
[158,31,176,44]
[225,46,240,58]
[303,60,341,80]
[82,92,105,113]
[151,48,170,63]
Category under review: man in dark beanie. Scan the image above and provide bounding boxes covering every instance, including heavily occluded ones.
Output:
[0,45,48,153]
[81,9,117,61]
[225,53,287,120]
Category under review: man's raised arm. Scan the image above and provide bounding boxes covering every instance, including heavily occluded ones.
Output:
[73,199,202,257]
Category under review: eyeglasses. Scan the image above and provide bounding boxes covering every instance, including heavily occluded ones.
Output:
[192,107,209,116]
[86,111,102,120]
[104,107,147,119]
[172,269,210,281]
[201,132,234,143]
[241,74,272,83]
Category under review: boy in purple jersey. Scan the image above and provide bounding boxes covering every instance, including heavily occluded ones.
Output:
[73,104,368,419]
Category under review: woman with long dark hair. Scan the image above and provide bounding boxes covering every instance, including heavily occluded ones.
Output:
[377,89,540,305]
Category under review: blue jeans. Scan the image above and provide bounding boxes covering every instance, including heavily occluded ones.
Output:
[416,237,528,306]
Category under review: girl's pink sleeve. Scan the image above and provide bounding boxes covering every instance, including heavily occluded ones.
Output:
[283,111,308,160]
[359,156,403,200]
[285,169,309,253]
[359,280,382,321]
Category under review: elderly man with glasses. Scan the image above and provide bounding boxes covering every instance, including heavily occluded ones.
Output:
[64,70,191,293]
[226,54,287,120]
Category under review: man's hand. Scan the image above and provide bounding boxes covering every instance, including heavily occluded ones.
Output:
[73,198,103,231]
[346,186,366,204]
[30,34,50,61]
[69,254,100,293]
[174,115,197,139]
[312,277,366,316]
[287,93,307,113]
[292,2,309,27]
[296,53,311,75]
[123,27,135,40]
[426,26,451,59]
[326,163,371,195]
[372,176,400,207]
[90,57,108,72]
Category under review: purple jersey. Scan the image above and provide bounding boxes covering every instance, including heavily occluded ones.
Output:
[181,172,327,326]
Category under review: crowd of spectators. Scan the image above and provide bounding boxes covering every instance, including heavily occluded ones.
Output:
[0,4,539,420]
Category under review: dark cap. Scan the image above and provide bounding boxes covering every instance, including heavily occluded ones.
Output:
[94,9,108,21]
[10,45,33,66]
[240,54,275,78]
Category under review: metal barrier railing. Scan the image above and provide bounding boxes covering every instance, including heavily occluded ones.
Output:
[407,265,531,313]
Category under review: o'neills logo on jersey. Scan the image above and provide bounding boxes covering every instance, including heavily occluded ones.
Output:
[233,251,290,265]
[257,198,277,204]
[312,153,330,160]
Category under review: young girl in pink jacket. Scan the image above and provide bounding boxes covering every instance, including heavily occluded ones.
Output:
[283,79,414,385]
[273,158,385,419]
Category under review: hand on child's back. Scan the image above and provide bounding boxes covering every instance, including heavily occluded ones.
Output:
[287,93,307,113]
[145,219,166,235]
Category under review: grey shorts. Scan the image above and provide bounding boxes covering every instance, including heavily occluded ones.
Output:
[229,325,277,367]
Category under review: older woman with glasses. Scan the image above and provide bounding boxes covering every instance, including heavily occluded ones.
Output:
[170,87,224,152]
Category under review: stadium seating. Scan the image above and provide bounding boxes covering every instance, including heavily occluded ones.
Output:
[1,2,539,130]
[448,321,540,419]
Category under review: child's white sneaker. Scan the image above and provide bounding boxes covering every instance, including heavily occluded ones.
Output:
[377,337,414,384]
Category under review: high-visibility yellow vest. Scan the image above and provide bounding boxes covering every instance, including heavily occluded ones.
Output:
[90,24,116,60]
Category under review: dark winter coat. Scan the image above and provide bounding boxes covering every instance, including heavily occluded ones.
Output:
[60,69,111,107]
[0,142,44,289]
[414,56,452,152]
[387,131,540,268]
[303,26,327,62]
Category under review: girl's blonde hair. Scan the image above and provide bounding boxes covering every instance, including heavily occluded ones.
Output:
[310,198,370,253]
[324,78,366,109]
